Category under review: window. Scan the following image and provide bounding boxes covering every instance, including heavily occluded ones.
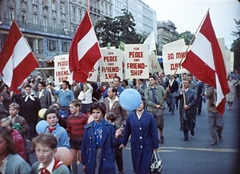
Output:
[60,2,65,13]
[52,0,56,10]
[43,17,47,27]
[33,14,38,26]
[26,37,43,54]
[61,21,66,29]
[48,40,58,52]
[22,11,27,22]
[53,19,56,30]
[72,7,76,21]
[9,11,14,21]
[32,0,37,4]
[62,41,70,53]
[79,8,82,21]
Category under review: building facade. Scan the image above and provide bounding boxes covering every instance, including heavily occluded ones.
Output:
[0,0,113,76]
[157,20,179,51]
[113,0,157,41]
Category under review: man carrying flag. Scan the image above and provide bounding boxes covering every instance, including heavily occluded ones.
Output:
[0,21,39,94]
[69,11,101,83]
[182,11,230,145]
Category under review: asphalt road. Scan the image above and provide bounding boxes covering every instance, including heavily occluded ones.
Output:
[28,99,240,174]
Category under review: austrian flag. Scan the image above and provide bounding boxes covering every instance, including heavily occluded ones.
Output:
[0,21,38,94]
[69,12,101,82]
[182,11,230,115]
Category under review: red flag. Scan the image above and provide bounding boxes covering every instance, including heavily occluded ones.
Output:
[0,21,38,94]
[182,11,230,115]
[69,12,101,82]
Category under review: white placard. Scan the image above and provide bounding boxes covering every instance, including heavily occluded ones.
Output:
[54,54,73,86]
[124,44,149,79]
[162,46,189,75]
[100,49,123,82]
[149,53,162,73]
[87,61,99,82]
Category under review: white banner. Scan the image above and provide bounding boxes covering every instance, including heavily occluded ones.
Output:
[54,54,73,86]
[230,51,234,72]
[124,44,149,79]
[100,49,123,82]
[149,53,162,73]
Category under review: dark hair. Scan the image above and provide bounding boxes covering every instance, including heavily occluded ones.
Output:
[90,102,106,116]
[123,79,128,86]
[105,112,116,122]
[25,84,31,89]
[38,81,46,88]
[62,80,70,90]
[149,75,155,80]
[44,108,58,120]
[113,76,121,82]
[0,127,17,154]
[141,96,146,108]
[109,86,117,94]
[32,133,57,150]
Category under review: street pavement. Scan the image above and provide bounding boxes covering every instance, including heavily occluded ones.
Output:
[28,99,240,174]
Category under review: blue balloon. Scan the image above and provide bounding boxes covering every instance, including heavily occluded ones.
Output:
[119,89,141,111]
[36,120,49,134]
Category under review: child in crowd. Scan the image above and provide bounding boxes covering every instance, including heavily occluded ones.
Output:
[66,99,88,174]
[32,133,70,174]
[49,103,68,129]
[43,108,70,148]
[8,102,29,144]
[0,127,31,174]
[105,111,117,124]
[81,102,123,174]
[1,118,28,161]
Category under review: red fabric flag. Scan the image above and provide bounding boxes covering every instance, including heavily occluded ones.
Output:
[69,12,101,83]
[182,11,230,115]
[0,21,38,94]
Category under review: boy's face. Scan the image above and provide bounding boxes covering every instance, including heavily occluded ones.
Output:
[46,113,58,127]
[92,108,103,123]
[69,104,80,115]
[35,143,56,167]
[9,107,19,117]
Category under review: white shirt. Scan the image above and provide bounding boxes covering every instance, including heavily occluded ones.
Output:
[78,83,93,104]
[38,157,55,173]
[39,89,44,99]
[0,155,8,174]
[107,96,119,110]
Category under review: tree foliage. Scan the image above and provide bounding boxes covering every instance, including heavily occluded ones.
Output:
[95,9,142,47]
[231,19,240,69]
[177,31,195,45]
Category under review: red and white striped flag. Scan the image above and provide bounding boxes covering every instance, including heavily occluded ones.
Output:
[182,11,230,115]
[0,21,38,94]
[69,12,101,82]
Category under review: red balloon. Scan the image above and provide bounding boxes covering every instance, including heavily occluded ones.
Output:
[54,147,73,166]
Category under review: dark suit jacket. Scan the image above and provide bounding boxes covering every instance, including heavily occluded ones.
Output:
[104,98,128,129]
[72,84,82,99]
[36,89,52,108]
[0,102,8,119]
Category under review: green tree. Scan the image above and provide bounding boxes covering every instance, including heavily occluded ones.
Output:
[95,9,142,47]
[177,31,195,45]
[231,19,240,69]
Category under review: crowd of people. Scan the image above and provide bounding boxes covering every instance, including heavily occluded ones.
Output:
[0,68,239,174]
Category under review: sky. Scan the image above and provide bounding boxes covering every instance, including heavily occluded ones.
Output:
[142,0,240,48]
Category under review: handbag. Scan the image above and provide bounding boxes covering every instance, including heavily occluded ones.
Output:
[153,108,163,116]
[150,151,163,174]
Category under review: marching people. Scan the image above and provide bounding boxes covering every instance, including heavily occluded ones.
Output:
[19,84,41,141]
[67,99,88,174]
[0,92,8,119]
[135,79,147,96]
[119,97,158,174]
[226,75,240,109]
[78,82,93,114]
[145,75,168,144]
[176,79,197,141]
[104,86,128,174]
[205,86,224,146]
[81,102,123,174]
[195,78,205,115]
[0,127,31,174]
[102,76,124,98]
[31,133,70,174]
[166,75,179,115]
[72,80,82,99]
[53,80,75,116]
[37,81,52,109]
